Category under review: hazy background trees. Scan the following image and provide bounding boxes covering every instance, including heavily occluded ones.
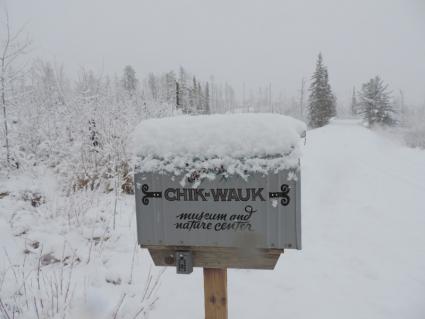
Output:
[1,14,424,195]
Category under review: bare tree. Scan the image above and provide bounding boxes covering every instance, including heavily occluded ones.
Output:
[1,8,31,167]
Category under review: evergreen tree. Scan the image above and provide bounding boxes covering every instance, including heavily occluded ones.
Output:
[204,82,210,114]
[351,86,358,116]
[164,71,176,105]
[122,65,138,96]
[147,73,158,100]
[196,82,203,114]
[358,76,396,126]
[178,66,189,113]
[323,68,336,118]
[307,53,336,128]
[190,76,197,113]
[176,81,180,110]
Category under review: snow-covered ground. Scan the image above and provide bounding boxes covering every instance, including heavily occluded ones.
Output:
[1,119,425,318]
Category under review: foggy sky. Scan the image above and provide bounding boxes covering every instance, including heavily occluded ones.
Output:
[4,0,425,106]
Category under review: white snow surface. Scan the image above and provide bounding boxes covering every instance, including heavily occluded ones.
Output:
[131,113,306,179]
[1,119,425,318]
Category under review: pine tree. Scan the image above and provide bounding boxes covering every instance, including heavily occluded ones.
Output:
[307,53,336,128]
[178,67,189,113]
[164,71,176,105]
[204,82,210,114]
[196,82,203,114]
[122,65,138,96]
[147,73,158,100]
[351,86,358,116]
[176,81,180,110]
[358,76,396,126]
[323,68,336,118]
[190,76,197,113]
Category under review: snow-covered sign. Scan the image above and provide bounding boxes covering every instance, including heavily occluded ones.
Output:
[132,113,306,270]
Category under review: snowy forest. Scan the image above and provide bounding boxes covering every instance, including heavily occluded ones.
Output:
[1,2,425,319]
[1,37,423,194]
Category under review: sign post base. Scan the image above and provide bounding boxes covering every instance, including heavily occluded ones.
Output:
[203,268,228,319]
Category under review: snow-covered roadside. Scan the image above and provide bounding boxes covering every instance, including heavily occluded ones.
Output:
[1,119,425,319]
[0,169,163,319]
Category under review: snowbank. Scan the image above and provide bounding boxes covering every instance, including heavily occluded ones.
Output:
[131,113,306,181]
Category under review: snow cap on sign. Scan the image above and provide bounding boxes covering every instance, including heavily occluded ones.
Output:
[131,113,306,181]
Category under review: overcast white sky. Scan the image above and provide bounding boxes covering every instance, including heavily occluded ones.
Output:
[3,0,425,106]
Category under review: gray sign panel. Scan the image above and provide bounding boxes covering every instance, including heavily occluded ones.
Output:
[135,170,301,250]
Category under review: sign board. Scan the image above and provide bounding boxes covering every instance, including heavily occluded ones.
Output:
[134,169,301,269]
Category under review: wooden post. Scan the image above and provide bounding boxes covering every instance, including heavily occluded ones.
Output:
[203,268,228,319]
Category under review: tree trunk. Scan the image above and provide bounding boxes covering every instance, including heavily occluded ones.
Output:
[1,70,10,165]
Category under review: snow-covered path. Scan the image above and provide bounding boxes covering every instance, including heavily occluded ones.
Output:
[151,120,425,319]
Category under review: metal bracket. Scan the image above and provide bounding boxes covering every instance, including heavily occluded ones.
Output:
[176,251,193,274]
[141,184,162,205]
[269,184,290,206]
